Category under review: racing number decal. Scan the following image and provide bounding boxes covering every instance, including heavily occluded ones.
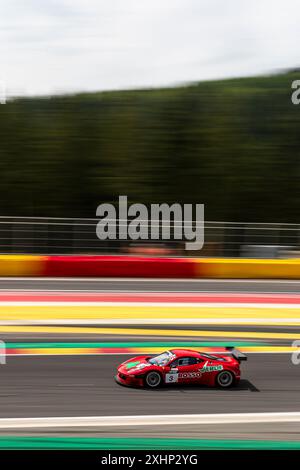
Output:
[165,372,179,383]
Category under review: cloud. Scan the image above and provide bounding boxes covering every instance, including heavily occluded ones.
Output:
[1,0,299,96]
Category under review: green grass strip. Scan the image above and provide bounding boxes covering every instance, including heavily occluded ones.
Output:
[6,341,263,349]
[0,437,298,449]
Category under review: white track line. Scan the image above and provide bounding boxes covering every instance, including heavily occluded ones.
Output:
[1,412,300,428]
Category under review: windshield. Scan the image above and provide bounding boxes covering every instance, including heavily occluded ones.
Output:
[148,351,175,366]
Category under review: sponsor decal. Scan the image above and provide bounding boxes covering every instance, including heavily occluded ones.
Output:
[125,361,140,370]
[168,353,176,361]
[179,372,202,379]
[164,361,224,384]
[200,364,223,373]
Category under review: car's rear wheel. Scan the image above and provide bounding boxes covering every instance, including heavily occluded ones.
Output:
[216,370,234,388]
[145,371,162,388]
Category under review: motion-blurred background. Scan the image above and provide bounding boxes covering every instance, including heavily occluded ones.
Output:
[0,1,300,259]
[0,72,300,258]
[0,0,300,451]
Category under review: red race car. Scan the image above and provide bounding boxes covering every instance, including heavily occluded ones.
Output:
[115,347,247,389]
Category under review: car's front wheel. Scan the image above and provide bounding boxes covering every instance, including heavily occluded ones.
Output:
[144,371,162,388]
[216,370,234,388]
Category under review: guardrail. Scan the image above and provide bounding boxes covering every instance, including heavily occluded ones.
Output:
[0,217,299,257]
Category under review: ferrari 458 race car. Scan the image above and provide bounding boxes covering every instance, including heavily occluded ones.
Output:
[115,347,247,389]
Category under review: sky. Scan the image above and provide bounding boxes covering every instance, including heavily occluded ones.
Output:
[0,0,299,96]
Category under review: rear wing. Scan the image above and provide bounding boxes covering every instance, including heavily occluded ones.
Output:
[225,347,247,362]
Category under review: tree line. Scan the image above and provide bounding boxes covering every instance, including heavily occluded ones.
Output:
[0,71,299,222]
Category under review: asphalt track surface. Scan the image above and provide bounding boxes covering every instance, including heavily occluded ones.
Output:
[0,352,299,419]
[0,350,300,440]
[0,278,300,440]
[0,277,300,293]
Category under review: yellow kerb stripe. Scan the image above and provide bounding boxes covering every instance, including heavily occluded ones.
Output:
[0,305,300,320]
[0,325,300,340]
